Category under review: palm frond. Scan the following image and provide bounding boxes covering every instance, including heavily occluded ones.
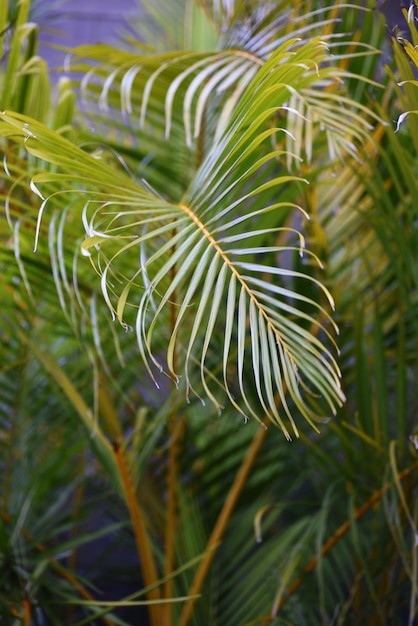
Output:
[70,2,378,161]
[0,35,362,435]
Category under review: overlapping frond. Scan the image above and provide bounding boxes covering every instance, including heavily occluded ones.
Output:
[70,1,378,164]
[0,35,362,435]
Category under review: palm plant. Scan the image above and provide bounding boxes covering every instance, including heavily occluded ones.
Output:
[0,0,417,625]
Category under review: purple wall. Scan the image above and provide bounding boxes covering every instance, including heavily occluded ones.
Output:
[37,0,142,73]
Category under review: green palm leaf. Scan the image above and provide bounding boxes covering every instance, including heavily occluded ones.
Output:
[72,2,378,163]
[0,36,360,435]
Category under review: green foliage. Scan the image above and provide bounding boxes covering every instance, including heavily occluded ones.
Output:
[0,1,417,625]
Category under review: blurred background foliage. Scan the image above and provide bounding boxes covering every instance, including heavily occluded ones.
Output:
[0,0,417,624]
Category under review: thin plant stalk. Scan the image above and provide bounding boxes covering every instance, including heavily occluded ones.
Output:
[112,441,161,626]
[23,595,30,626]
[179,420,268,626]
[163,415,184,626]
